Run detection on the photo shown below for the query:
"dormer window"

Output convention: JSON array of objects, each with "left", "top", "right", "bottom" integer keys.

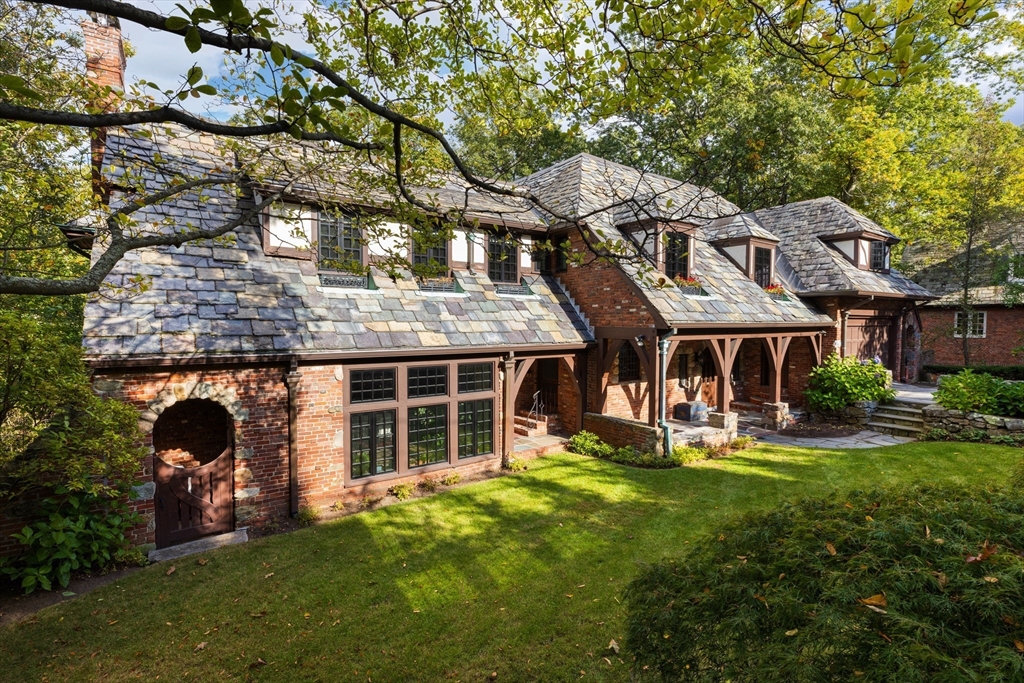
[
  {"left": 665, "top": 233, "right": 689, "bottom": 280},
  {"left": 487, "top": 234, "right": 519, "bottom": 283},
  {"left": 753, "top": 246, "right": 772, "bottom": 288},
  {"left": 870, "top": 241, "right": 887, "bottom": 271},
  {"left": 412, "top": 240, "right": 449, "bottom": 273},
  {"left": 320, "top": 212, "right": 363, "bottom": 270}
]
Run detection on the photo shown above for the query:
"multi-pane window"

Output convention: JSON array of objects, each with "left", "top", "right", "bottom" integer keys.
[
  {"left": 954, "top": 311, "right": 986, "bottom": 338},
  {"left": 488, "top": 235, "right": 519, "bottom": 283},
  {"left": 458, "top": 363, "right": 493, "bottom": 393},
  {"left": 458, "top": 399, "right": 493, "bottom": 458},
  {"left": 319, "top": 212, "right": 362, "bottom": 269},
  {"left": 754, "top": 247, "right": 772, "bottom": 288},
  {"left": 408, "top": 405, "right": 448, "bottom": 467},
  {"left": 555, "top": 246, "right": 568, "bottom": 272},
  {"left": 408, "top": 366, "right": 447, "bottom": 398},
  {"left": 350, "top": 410, "right": 396, "bottom": 478},
  {"left": 349, "top": 369, "right": 396, "bottom": 403},
  {"left": 665, "top": 233, "right": 689, "bottom": 280},
  {"left": 618, "top": 344, "right": 641, "bottom": 382},
  {"left": 870, "top": 241, "right": 887, "bottom": 271},
  {"left": 678, "top": 353, "right": 689, "bottom": 387},
  {"left": 413, "top": 240, "right": 448, "bottom": 270}
]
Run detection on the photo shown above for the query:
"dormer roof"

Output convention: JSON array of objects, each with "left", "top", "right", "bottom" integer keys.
[{"left": 703, "top": 213, "right": 779, "bottom": 243}]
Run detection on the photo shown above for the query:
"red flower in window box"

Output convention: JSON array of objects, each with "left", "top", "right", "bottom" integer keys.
[
  {"left": 673, "top": 275, "right": 703, "bottom": 289},
  {"left": 764, "top": 283, "right": 786, "bottom": 296}
]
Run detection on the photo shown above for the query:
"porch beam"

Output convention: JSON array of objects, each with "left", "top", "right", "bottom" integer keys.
[
  {"left": 807, "top": 333, "right": 824, "bottom": 366},
  {"left": 670, "top": 329, "right": 825, "bottom": 342},
  {"left": 598, "top": 338, "right": 625, "bottom": 413},
  {"left": 761, "top": 335, "right": 792, "bottom": 404}
]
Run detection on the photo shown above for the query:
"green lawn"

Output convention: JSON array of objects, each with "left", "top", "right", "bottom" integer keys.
[{"left": 2, "top": 442, "right": 1019, "bottom": 682}]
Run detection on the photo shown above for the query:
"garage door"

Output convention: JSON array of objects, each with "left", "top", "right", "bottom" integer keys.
[{"left": 847, "top": 316, "right": 895, "bottom": 368}]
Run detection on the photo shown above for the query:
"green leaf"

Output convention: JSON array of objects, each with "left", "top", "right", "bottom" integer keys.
[
  {"left": 186, "top": 66, "right": 203, "bottom": 86},
  {"left": 165, "top": 16, "right": 190, "bottom": 31},
  {"left": 185, "top": 26, "right": 202, "bottom": 54},
  {"left": 270, "top": 43, "right": 285, "bottom": 67},
  {"left": 210, "top": 0, "right": 233, "bottom": 17},
  {"left": 194, "top": 84, "right": 217, "bottom": 96}
]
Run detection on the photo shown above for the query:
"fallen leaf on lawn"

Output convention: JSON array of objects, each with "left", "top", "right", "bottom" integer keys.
[
  {"left": 934, "top": 538, "right": 945, "bottom": 544},
  {"left": 865, "top": 515, "right": 874, "bottom": 522},
  {"left": 934, "top": 572, "right": 948, "bottom": 590},
  {"left": 165, "top": 566, "right": 176, "bottom": 576},
  {"left": 197, "top": 558, "right": 208, "bottom": 566},
  {"left": 194, "top": 642, "right": 206, "bottom": 652},
  {"left": 785, "top": 629, "right": 798, "bottom": 636},
  {"left": 608, "top": 639, "right": 620, "bottom": 654},
  {"left": 878, "top": 631, "right": 892, "bottom": 643},
  {"left": 1003, "top": 615, "right": 1018, "bottom": 626},
  {"left": 603, "top": 657, "right": 612, "bottom": 666},
  {"left": 566, "top": 594, "right": 573, "bottom": 598},
  {"left": 858, "top": 594, "right": 887, "bottom": 608},
  {"left": 264, "top": 572, "right": 274, "bottom": 579},
  {"left": 107, "top": 620, "right": 117, "bottom": 625},
  {"left": 490, "top": 672, "right": 497, "bottom": 679},
  {"left": 718, "top": 534, "right": 725, "bottom": 541},
  {"left": 925, "top": 525, "right": 931, "bottom": 539},
  {"left": 864, "top": 605, "right": 887, "bottom": 614},
  {"left": 251, "top": 658, "right": 267, "bottom": 668},
  {"left": 1014, "top": 641, "right": 1024, "bottom": 653},
  {"left": 826, "top": 543, "right": 836, "bottom": 556},
  {"left": 967, "top": 541, "right": 999, "bottom": 564},
  {"left": 984, "top": 576, "right": 999, "bottom": 583},
  {"left": 844, "top": 502, "right": 853, "bottom": 509}
]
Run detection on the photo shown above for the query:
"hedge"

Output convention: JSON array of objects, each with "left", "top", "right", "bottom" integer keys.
[{"left": 923, "top": 364, "right": 1024, "bottom": 381}]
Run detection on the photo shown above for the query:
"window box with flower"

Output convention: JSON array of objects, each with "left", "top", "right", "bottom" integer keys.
[
  {"left": 764, "top": 283, "right": 789, "bottom": 301},
  {"left": 674, "top": 275, "right": 707, "bottom": 297}
]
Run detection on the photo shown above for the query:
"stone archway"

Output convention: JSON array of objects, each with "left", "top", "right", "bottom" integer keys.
[{"left": 137, "top": 381, "right": 249, "bottom": 436}]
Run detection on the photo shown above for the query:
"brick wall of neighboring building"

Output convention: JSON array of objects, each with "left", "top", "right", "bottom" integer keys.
[{"left": 920, "top": 306, "right": 1024, "bottom": 367}]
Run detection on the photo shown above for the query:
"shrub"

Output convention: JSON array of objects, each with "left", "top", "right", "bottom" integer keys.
[
  {"left": 730, "top": 436, "right": 757, "bottom": 450},
  {"left": 804, "top": 352, "right": 895, "bottom": 413},
  {"left": 388, "top": 483, "right": 415, "bottom": 501},
  {"left": 358, "top": 495, "right": 382, "bottom": 510},
  {"left": 440, "top": 471, "right": 461, "bottom": 487},
  {"left": 1, "top": 490, "right": 138, "bottom": 592},
  {"left": 1011, "top": 459, "right": 1024, "bottom": 491},
  {"left": 671, "top": 445, "right": 708, "bottom": 465},
  {"left": 935, "top": 370, "right": 1024, "bottom": 418},
  {"left": 923, "top": 364, "right": 1024, "bottom": 381},
  {"left": 923, "top": 427, "right": 950, "bottom": 441},
  {"left": 417, "top": 477, "right": 438, "bottom": 492},
  {"left": 566, "top": 431, "right": 613, "bottom": 457},
  {"left": 603, "top": 446, "right": 679, "bottom": 469},
  {"left": 992, "top": 434, "right": 1024, "bottom": 448},
  {"left": 625, "top": 485, "right": 1024, "bottom": 682},
  {"left": 296, "top": 505, "right": 320, "bottom": 527},
  {"left": 504, "top": 458, "right": 528, "bottom": 472}
]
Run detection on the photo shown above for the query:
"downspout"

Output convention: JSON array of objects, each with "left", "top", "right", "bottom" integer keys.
[
  {"left": 285, "top": 359, "right": 302, "bottom": 517},
  {"left": 657, "top": 328, "right": 677, "bottom": 457}
]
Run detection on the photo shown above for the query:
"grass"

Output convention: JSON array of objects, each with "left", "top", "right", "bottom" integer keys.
[{"left": 2, "top": 441, "right": 1020, "bottom": 682}]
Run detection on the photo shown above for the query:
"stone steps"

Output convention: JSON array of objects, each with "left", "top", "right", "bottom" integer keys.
[
  {"left": 867, "top": 403, "right": 925, "bottom": 438},
  {"left": 514, "top": 412, "right": 560, "bottom": 437}
]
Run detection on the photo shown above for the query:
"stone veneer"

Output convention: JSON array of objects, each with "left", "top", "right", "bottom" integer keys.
[{"left": 921, "top": 404, "right": 1024, "bottom": 436}]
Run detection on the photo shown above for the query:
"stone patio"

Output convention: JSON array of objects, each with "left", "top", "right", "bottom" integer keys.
[
  {"left": 513, "top": 433, "right": 568, "bottom": 455},
  {"left": 893, "top": 382, "right": 938, "bottom": 406}
]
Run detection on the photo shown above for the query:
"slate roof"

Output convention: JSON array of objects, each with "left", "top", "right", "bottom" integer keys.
[
  {"left": 929, "top": 286, "right": 1012, "bottom": 307},
  {"left": 703, "top": 214, "right": 779, "bottom": 243},
  {"left": 81, "top": 127, "right": 591, "bottom": 361},
  {"left": 754, "top": 198, "right": 933, "bottom": 299},
  {"left": 520, "top": 155, "right": 834, "bottom": 327}
]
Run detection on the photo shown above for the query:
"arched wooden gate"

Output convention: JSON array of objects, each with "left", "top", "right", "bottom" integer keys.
[{"left": 154, "top": 446, "right": 234, "bottom": 548}]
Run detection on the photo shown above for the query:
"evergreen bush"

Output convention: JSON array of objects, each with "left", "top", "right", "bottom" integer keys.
[{"left": 625, "top": 486, "right": 1024, "bottom": 681}]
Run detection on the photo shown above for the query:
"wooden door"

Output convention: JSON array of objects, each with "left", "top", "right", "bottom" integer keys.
[
  {"left": 847, "top": 315, "right": 894, "bottom": 368},
  {"left": 154, "top": 446, "right": 233, "bottom": 548}
]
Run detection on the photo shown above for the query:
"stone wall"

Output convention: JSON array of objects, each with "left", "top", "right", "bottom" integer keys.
[
  {"left": 921, "top": 404, "right": 1024, "bottom": 436},
  {"left": 582, "top": 412, "right": 665, "bottom": 455},
  {"left": 812, "top": 400, "right": 878, "bottom": 426}
]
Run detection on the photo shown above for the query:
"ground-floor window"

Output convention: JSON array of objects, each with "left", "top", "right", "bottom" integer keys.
[
  {"left": 350, "top": 410, "right": 396, "bottom": 478},
  {"left": 408, "top": 404, "right": 448, "bottom": 467},
  {"left": 458, "top": 399, "right": 493, "bottom": 458}
]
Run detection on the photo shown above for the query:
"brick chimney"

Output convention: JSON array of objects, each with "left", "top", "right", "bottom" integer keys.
[{"left": 81, "top": 12, "right": 125, "bottom": 201}]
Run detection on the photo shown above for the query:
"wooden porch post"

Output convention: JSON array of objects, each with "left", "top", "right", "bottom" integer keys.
[
  {"left": 761, "top": 336, "right": 793, "bottom": 404},
  {"left": 502, "top": 356, "right": 516, "bottom": 466},
  {"left": 706, "top": 337, "right": 741, "bottom": 413}
]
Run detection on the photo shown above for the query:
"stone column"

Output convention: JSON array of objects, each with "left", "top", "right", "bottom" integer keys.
[{"left": 761, "top": 401, "right": 791, "bottom": 430}]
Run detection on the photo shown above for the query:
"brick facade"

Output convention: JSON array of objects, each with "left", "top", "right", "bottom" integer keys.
[
  {"left": 582, "top": 412, "right": 663, "bottom": 454},
  {"left": 557, "top": 231, "right": 656, "bottom": 328},
  {"left": 919, "top": 306, "right": 1024, "bottom": 367}
]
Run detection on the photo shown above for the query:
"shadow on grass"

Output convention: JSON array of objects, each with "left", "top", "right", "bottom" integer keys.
[{"left": 0, "top": 444, "right": 1019, "bottom": 682}]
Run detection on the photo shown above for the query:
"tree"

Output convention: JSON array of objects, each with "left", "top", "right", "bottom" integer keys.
[{"left": 0, "top": 0, "right": 1008, "bottom": 296}]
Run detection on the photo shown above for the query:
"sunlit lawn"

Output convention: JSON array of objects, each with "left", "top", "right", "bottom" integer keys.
[{"left": 1, "top": 441, "right": 1019, "bottom": 682}]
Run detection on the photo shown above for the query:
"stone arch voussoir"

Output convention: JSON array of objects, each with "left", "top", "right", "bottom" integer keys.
[{"left": 137, "top": 381, "right": 249, "bottom": 435}]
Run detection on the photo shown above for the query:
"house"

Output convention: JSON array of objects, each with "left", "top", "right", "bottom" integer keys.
[
  {"left": 53, "top": 16, "right": 934, "bottom": 554},
  {"left": 906, "top": 223, "right": 1023, "bottom": 368}
]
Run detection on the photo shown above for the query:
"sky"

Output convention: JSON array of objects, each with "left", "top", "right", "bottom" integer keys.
[{"left": 106, "top": 3, "right": 1023, "bottom": 126}]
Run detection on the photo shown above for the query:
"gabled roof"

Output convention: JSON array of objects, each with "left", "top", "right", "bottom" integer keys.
[
  {"left": 754, "top": 197, "right": 933, "bottom": 299},
  {"left": 81, "top": 127, "right": 591, "bottom": 361},
  {"left": 929, "top": 286, "right": 1013, "bottom": 307},
  {"left": 521, "top": 155, "right": 834, "bottom": 327}
]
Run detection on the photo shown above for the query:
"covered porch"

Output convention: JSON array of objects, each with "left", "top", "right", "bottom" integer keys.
[
  {"left": 594, "top": 326, "right": 830, "bottom": 433},
  {"left": 500, "top": 350, "right": 587, "bottom": 459}
]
